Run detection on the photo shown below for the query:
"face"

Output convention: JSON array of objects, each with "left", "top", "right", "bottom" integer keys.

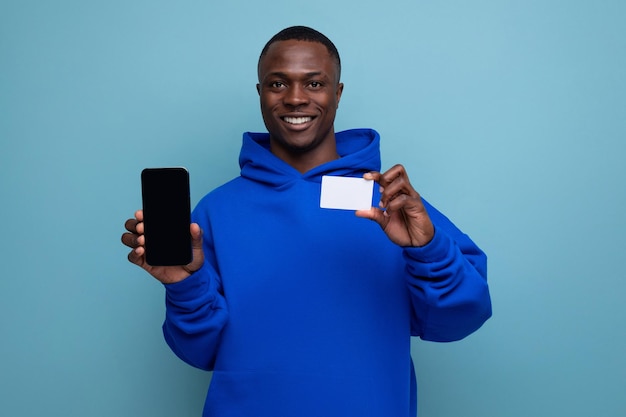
[{"left": 257, "top": 40, "right": 344, "bottom": 166}]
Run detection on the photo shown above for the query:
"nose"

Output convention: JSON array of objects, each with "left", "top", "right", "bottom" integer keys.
[{"left": 284, "top": 85, "right": 309, "bottom": 108}]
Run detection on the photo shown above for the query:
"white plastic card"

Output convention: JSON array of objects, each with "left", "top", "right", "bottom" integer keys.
[{"left": 320, "top": 175, "right": 374, "bottom": 211}]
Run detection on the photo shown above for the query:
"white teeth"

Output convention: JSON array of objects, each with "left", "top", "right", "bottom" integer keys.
[{"left": 283, "top": 116, "right": 312, "bottom": 125}]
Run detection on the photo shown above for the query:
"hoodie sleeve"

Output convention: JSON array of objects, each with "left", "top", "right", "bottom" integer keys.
[
  {"left": 161, "top": 206, "right": 229, "bottom": 371},
  {"left": 405, "top": 199, "right": 492, "bottom": 342},
  {"left": 162, "top": 264, "right": 228, "bottom": 370}
]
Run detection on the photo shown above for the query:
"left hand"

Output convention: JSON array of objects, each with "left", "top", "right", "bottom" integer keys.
[{"left": 355, "top": 164, "right": 434, "bottom": 247}]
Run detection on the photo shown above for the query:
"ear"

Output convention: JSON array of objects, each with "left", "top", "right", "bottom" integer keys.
[
  {"left": 335, "top": 83, "right": 344, "bottom": 108},
  {"left": 256, "top": 83, "right": 261, "bottom": 96}
]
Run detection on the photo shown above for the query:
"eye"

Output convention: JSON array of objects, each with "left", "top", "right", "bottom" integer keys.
[
  {"left": 309, "top": 81, "right": 322, "bottom": 88},
  {"left": 270, "top": 81, "right": 285, "bottom": 88}
]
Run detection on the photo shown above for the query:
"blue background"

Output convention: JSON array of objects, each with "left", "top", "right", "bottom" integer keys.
[{"left": 1, "top": 1, "right": 625, "bottom": 416}]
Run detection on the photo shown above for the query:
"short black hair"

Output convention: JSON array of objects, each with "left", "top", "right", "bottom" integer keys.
[{"left": 258, "top": 26, "right": 341, "bottom": 81}]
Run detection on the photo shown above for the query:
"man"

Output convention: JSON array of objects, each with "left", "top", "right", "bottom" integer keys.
[{"left": 122, "top": 26, "right": 491, "bottom": 417}]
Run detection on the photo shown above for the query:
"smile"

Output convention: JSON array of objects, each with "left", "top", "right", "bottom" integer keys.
[{"left": 282, "top": 116, "right": 313, "bottom": 125}]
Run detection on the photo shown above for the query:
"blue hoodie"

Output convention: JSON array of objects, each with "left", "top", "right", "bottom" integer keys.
[{"left": 163, "top": 129, "right": 491, "bottom": 417}]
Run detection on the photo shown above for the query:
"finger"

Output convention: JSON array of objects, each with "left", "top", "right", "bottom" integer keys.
[
  {"left": 377, "top": 164, "right": 406, "bottom": 188},
  {"left": 364, "top": 171, "right": 401, "bottom": 208},
  {"left": 380, "top": 176, "right": 420, "bottom": 210},
  {"left": 127, "top": 246, "right": 145, "bottom": 266},
  {"left": 384, "top": 193, "right": 422, "bottom": 214},
  {"left": 378, "top": 166, "right": 421, "bottom": 209},
  {"left": 124, "top": 218, "right": 139, "bottom": 233},
  {"left": 135, "top": 220, "right": 144, "bottom": 235},
  {"left": 121, "top": 232, "right": 139, "bottom": 249},
  {"left": 121, "top": 230, "right": 145, "bottom": 249}
]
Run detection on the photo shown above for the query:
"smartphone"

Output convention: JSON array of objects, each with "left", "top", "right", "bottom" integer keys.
[{"left": 141, "top": 167, "right": 192, "bottom": 266}]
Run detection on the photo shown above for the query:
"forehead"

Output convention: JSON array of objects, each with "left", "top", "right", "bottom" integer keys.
[{"left": 258, "top": 40, "right": 338, "bottom": 80}]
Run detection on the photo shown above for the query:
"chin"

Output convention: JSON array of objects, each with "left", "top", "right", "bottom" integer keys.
[
  {"left": 274, "top": 132, "right": 318, "bottom": 151},
  {"left": 284, "top": 141, "right": 318, "bottom": 154}
]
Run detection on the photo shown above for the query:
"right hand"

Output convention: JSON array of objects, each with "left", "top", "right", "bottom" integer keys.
[{"left": 121, "top": 210, "right": 205, "bottom": 284}]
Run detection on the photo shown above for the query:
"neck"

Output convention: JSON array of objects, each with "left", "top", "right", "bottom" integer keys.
[
  {"left": 287, "top": 151, "right": 341, "bottom": 174},
  {"left": 270, "top": 133, "right": 340, "bottom": 174}
]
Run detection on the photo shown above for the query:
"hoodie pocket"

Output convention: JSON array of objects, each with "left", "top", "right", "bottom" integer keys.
[{"left": 203, "top": 370, "right": 374, "bottom": 417}]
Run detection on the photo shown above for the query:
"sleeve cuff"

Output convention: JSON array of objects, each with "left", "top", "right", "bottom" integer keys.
[
  {"left": 163, "top": 268, "right": 208, "bottom": 303},
  {"left": 403, "top": 227, "right": 452, "bottom": 263}
]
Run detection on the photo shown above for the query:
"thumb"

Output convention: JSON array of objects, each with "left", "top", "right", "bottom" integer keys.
[
  {"left": 185, "top": 223, "right": 205, "bottom": 273},
  {"left": 355, "top": 207, "right": 387, "bottom": 227},
  {"left": 190, "top": 223, "right": 203, "bottom": 246}
]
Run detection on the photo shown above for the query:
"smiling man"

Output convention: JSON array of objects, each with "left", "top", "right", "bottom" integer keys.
[
  {"left": 122, "top": 26, "right": 492, "bottom": 417},
  {"left": 256, "top": 34, "right": 343, "bottom": 173}
]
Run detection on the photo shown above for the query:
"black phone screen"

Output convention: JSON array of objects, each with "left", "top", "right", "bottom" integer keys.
[{"left": 141, "top": 167, "right": 192, "bottom": 266}]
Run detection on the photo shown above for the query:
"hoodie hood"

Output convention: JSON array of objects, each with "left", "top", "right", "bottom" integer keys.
[{"left": 239, "top": 128, "right": 381, "bottom": 188}]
